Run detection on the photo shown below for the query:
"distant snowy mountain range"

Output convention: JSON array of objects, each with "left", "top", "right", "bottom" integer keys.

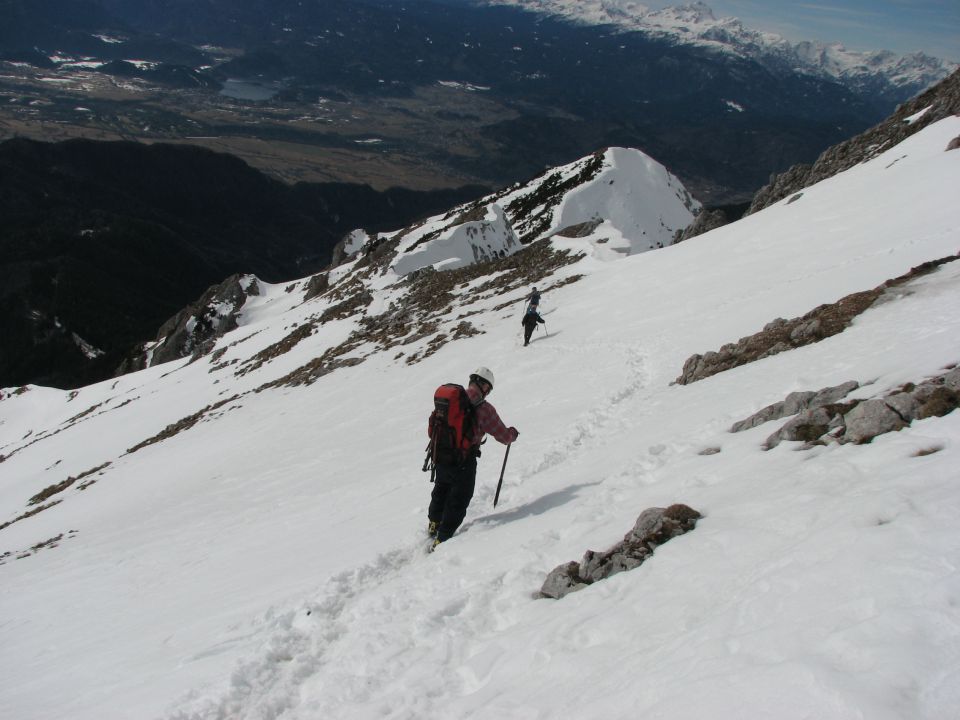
[
  {"left": 480, "top": 0, "right": 956, "bottom": 98},
  {"left": 2, "top": 0, "right": 951, "bottom": 210}
]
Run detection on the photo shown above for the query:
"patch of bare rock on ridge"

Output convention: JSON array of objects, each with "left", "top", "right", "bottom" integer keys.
[
  {"left": 728, "top": 366, "right": 960, "bottom": 449},
  {"left": 540, "top": 504, "right": 701, "bottom": 600},
  {"left": 248, "top": 237, "right": 584, "bottom": 387},
  {"left": 673, "top": 205, "right": 738, "bottom": 243},
  {"left": 58, "top": 231, "right": 586, "bottom": 474},
  {"left": 125, "top": 394, "right": 243, "bottom": 454},
  {"left": 118, "top": 274, "right": 261, "bottom": 374},
  {"left": 538, "top": 369, "right": 960, "bottom": 597},
  {"left": 676, "top": 254, "right": 960, "bottom": 385},
  {"left": 676, "top": 70, "right": 960, "bottom": 241}
]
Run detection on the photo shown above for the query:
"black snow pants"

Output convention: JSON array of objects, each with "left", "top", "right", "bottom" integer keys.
[
  {"left": 428, "top": 455, "right": 478, "bottom": 542},
  {"left": 522, "top": 319, "right": 537, "bottom": 345}
]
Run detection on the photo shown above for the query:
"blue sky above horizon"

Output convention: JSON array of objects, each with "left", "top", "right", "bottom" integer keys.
[{"left": 698, "top": 0, "right": 958, "bottom": 61}]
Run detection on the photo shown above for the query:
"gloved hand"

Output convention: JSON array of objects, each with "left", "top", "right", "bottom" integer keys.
[{"left": 509, "top": 427, "right": 519, "bottom": 442}]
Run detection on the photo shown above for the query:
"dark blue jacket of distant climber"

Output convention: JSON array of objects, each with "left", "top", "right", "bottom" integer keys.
[
  {"left": 524, "top": 288, "right": 541, "bottom": 313},
  {"left": 521, "top": 309, "right": 545, "bottom": 345}
]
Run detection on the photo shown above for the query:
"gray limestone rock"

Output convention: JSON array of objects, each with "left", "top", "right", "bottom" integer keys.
[
  {"left": 580, "top": 549, "right": 646, "bottom": 583},
  {"left": 303, "top": 272, "right": 330, "bottom": 302},
  {"left": 764, "top": 406, "right": 844, "bottom": 449},
  {"left": 730, "top": 400, "right": 791, "bottom": 433},
  {"left": 539, "top": 562, "right": 589, "bottom": 600},
  {"left": 539, "top": 504, "right": 701, "bottom": 599},
  {"left": 911, "top": 383, "right": 960, "bottom": 420},
  {"left": 731, "top": 381, "right": 858, "bottom": 433},
  {"left": 843, "top": 399, "right": 907, "bottom": 444},
  {"left": 674, "top": 208, "right": 731, "bottom": 243},
  {"left": 117, "top": 274, "right": 260, "bottom": 373},
  {"left": 748, "top": 369, "right": 957, "bottom": 449},
  {"left": 811, "top": 381, "right": 860, "bottom": 406},
  {"left": 943, "top": 367, "right": 960, "bottom": 392},
  {"left": 884, "top": 392, "right": 920, "bottom": 422}
]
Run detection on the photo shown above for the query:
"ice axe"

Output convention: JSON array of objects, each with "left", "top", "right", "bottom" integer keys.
[{"left": 493, "top": 443, "right": 511, "bottom": 507}]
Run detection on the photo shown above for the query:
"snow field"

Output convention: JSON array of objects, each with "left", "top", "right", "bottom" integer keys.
[{"left": 0, "top": 118, "right": 958, "bottom": 719}]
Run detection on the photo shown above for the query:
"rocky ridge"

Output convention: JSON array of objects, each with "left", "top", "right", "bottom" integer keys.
[
  {"left": 748, "top": 69, "right": 960, "bottom": 215},
  {"left": 676, "top": 254, "right": 960, "bottom": 386},
  {"left": 119, "top": 274, "right": 261, "bottom": 374},
  {"left": 729, "top": 367, "right": 960, "bottom": 450},
  {"left": 539, "top": 504, "right": 702, "bottom": 600},
  {"left": 126, "top": 147, "right": 697, "bottom": 372}
]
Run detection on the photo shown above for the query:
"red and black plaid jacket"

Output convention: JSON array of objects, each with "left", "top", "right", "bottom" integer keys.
[{"left": 465, "top": 384, "right": 517, "bottom": 445}]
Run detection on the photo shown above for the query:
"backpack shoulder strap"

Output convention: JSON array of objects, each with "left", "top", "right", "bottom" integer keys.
[{"left": 461, "top": 386, "right": 484, "bottom": 443}]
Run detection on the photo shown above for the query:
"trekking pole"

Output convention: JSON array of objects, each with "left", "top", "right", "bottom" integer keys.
[
  {"left": 423, "top": 423, "right": 438, "bottom": 482},
  {"left": 493, "top": 443, "right": 511, "bottom": 508}
]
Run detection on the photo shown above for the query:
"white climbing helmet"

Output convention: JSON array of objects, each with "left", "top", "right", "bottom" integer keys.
[{"left": 470, "top": 366, "right": 495, "bottom": 390}]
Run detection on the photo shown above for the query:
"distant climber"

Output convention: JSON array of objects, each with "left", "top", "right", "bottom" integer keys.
[
  {"left": 521, "top": 308, "right": 546, "bottom": 346},
  {"left": 523, "top": 286, "right": 541, "bottom": 314},
  {"left": 424, "top": 367, "right": 518, "bottom": 550}
]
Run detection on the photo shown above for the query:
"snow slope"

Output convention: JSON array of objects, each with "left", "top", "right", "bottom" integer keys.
[{"left": 1, "top": 118, "right": 959, "bottom": 719}]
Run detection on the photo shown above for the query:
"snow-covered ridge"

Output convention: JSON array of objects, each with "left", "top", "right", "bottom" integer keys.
[
  {"left": 494, "top": 146, "right": 699, "bottom": 254},
  {"left": 98, "top": 145, "right": 697, "bottom": 375},
  {"left": 391, "top": 203, "right": 520, "bottom": 276},
  {"left": 360, "top": 146, "right": 699, "bottom": 276},
  {"left": 480, "top": 0, "right": 956, "bottom": 93}
]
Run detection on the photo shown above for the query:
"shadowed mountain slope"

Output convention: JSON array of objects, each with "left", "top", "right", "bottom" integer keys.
[{"left": 0, "top": 137, "right": 485, "bottom": 388}]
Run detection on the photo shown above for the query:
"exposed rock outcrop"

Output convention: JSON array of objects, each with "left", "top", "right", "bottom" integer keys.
[
  {"left": 117, "top": 274, "right": 260, "bottom": 374},
  {"left": 676, "top": 254, "right": 959, "bottom": 385},
  {"left": 731, "top": 367, "right": 960, "bottom": 449},
  {"left": 539, "top": 504, "right": 701, "bottom": 599},
  {"left": 329, "top": 229, "right": 370, "bottom": 269},
  {"left": 747, "top": 69, "right": 960, "bottom": 215},
  {"left": 763, "top": 402, "right": 856, "bottom": 448},
  {"left": 674, "top": 208, "right": 731, "bottom": 242},
  {"left": 303, "top": 272, "right": 330, "bottom": 302},
  {"left": 505, "top": 152, "right": 606, "bottom": 243},
  {"left": 731, "top": 381, "right": 859, "bottom": 432},
  {"left": 555, "top": 219, "right": 604, "bottom": 238}
]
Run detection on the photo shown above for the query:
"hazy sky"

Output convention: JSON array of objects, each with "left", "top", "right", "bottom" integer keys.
[{"left": 698, "top": 0, "right": 959, "bottom": 61}]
